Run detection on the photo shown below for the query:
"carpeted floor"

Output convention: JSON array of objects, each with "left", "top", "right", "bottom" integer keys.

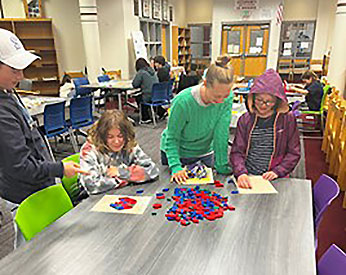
[{"left": 303, "top": 138, "right": 346, "bottom": 260}]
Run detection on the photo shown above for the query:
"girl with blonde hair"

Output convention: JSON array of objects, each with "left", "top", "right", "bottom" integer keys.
[
  {"left": 80, "top": 110, "right": 159, "bottom": 194},
  {"left": 160, "top": 55, "right": 234, "bottom": 184}
]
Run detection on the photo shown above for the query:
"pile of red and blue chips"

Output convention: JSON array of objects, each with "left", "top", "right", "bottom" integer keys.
[
  {"left": 165, "top": 186, "right": 235, "bottom": 226},
  {"left": 110, "top": 197, "right": 137, "bottom": 210}
]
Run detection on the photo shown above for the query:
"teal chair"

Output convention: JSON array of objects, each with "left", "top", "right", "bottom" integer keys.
[
  {"left": 15, "top": 185, "right": 73, "bottom": 241},
  {"left": 61, "top": 153, "right": 88, "bottom": 205},
  {"left": 299, "top": 84, "right": 330, "bottom": 132}
]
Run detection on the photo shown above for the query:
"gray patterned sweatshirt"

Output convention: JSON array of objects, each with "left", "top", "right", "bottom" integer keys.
[{"left": 79, "top": 141, "right": 159, "bottom": 194}]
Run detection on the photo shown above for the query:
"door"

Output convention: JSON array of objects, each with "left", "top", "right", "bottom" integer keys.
[{"left": 221, "top": 23, "right": 269, "bottom": 78}]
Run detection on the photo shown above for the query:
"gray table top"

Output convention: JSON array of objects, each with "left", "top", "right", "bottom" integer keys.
[{"left": 0, "top": 174, "right": 316, "bottom": 275}]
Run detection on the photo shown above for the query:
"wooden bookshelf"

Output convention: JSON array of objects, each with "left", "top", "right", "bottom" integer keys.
[
  {"left": 0, "top": 19, "right": 59, "bottom": 96},
  {"left": 172, "top": 26, "right": 192, "bottom": 72}
]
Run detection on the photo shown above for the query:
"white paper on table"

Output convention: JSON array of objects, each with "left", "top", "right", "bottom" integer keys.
[
  {"left": 300, "top": 42, "right": 309, "bottom": 49},
  {"left": 256, "top": 37, "right": 263, "bottom": 46},
  {"left": 284, "top": 42, "right": 292, "bottom": 49},
  {"left": 90, "top": 195, "right": 152, "bottom": 214},
  {"left": 234, "top": 175, "right": 278, "bottom": 194}
]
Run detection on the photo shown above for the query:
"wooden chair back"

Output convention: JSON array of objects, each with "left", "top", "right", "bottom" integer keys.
[
  {"left": 336, "top": 104, "right": 346, "bottom": 191},
  {"left": 105, "top": 70, "right": 122, "bottom": 80},
  {"left": 64, "top": 71, "right": 85, "bottom": 79},
  {"left": 322, "top": 89, "right": 339, "bottom": 153},
  {"left": 328, "top": 103, "right": 345, "bottom": 175}
]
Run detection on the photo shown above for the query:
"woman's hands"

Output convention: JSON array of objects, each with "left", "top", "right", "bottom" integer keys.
[{"left": 170, "top": 169, "right": 189, "bottom": 184}]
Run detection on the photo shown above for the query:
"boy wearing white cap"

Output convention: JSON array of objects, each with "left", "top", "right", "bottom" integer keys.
[{"left": 0, "top": 28, "right": 87, "bottom": 248}]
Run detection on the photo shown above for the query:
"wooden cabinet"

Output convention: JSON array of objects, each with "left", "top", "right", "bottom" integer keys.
[
  {"left": 0, "top": 19, "right": 59, "bottom": 96},
  {"left": 172, "top": 26, "right": 191, "bottom": 73}
]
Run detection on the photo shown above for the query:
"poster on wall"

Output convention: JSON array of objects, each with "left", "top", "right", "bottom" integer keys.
[
  {"left": 142, "top": 0, "right": 150, "bottom": 18},
  {"left": 131, "top": 31, "right": 148, "bottom": 60},
  {"left": 152, "top": 0, "right": 161, "bottom": 20},
  {"left": 162, "top": 0, "right": 168, "bottom": 21},
  {"left": 235, "top": 0, "right": 259, "bottom": 10},
  {"left": 23, "top": 0, "right": 42, "bottom": 18}
]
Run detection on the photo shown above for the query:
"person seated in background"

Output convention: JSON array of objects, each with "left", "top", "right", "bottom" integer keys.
[
  {"left": 79, "top": 110, "right": 159, "bottom": 195},
  {"left": 160, "top": 56, "right": 234, "bottom": 184},
  {"left": 59, "top": 74, "right": 75, "bottom": 98},
  {"left": 177, "top": 63, "right": 201, "bottom": 93},
  {"left": 154, "top": 55, "right": 171, "bottom": 82},
  {"left": 230, "top": 69, "right": 301, "bottom": 189},
  {"left": 289, "top": 70, "right": 324, "bottom": 111},
  {"left": 132, "top": 58, "right": 159, "bottom": 124},
  {"left": 149, "top": 57, "right": 155, "bottom": 70}
]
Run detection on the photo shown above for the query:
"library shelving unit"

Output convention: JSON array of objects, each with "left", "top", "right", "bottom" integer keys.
[
  {"left": 172, "top": 26, "right": 191, "bottom": 73},
  {"left": 140, "top": 19, "right": 163, "bottom": 58},
  {"left": 0, "top": 18, "right": 59, "bottom": 96}
]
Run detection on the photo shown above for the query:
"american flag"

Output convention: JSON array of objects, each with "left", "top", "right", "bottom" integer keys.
[{"left": 276, "top": 3, "right": 284, "bottom": 25}]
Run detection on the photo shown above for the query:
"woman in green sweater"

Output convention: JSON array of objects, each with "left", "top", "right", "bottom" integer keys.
[{"left": 160, "top": 57, "right": 234, "bottom": 183}]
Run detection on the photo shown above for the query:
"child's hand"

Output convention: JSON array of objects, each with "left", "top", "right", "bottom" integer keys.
[
  {"left": 262, "top": 171, "right": 278, "bottom": 181},
  {"left": 128, "top": 165, "right": 145, "bottom": 182},
  {"left": 170, "top": 169, "right": 189, "bottom": 185},
  {"left": 237, "top": 174, "right": 252, "bottom": 189},
  {"left": 107, "top": 166, "right": 119, "bottom": 178}
]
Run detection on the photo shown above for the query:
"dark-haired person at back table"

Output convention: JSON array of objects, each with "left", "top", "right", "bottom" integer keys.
[
  {"left": 132, "top": 58, "right": 167, "bottom": 123},
  {"left": 289, "top": 70, "right": 324, "bottom": 111},
  {"left": 0, "top": 28, "right": 88, "bottom": 249},
  {"left": 154, "top": 55, "right": 171, "bottom": 82}
]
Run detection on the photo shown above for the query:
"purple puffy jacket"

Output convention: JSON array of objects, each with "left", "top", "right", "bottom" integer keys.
[{"left": 230, "top": 69, "right": 301, "bottom": 178}]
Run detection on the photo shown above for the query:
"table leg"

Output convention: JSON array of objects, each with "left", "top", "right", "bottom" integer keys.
[{"left": 118, "top": 93, "right": 122, "bottom": 111}]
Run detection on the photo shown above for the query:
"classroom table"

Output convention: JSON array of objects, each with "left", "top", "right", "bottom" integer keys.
[
  {"left": 0, "top": 175, "right": 316, "bottom": 275},
  {"left": 21, "top": 95, "right": 67, "bottom": 117},
  {"left": 82, "top": 80, "right": 140, "bottom": 111}
]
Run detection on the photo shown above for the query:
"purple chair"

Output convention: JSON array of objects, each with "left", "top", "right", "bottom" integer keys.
[
  {"left": 318, "top": 244, "right": 346, "bottom": 275},
  {"left": 313, "top": 174, "right": 340, "bottom": 230},
  {"left": 291, "top": 100, "right": 302, "bottom": 117}
]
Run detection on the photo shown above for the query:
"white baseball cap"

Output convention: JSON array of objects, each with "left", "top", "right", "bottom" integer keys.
[{"left": 0, "top": 28, "right": 40, "bottom": 70}]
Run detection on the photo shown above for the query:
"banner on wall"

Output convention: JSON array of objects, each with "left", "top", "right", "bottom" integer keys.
[
  {"left": 235, "top": 0, "right": 259, "bottom": 10},
  {"left": 131, "top": 31, "right": 148, "bottom": 60}
]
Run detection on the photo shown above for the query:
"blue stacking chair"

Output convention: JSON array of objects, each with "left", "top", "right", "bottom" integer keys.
[
  {"left": 69, "top": 96, "right": 94, "bottom": 141},
  {"left": 43, "top": 101, "right": 79, "bottom": 153},
  {"left": 141, "top": 82, "right": 170, "bottom": 127},
  {"left": 96, "top": 75, "right": 112, "bottom": 110},
  {"left": 73, "top": 77, "right": 92, "bottom": 97},
  {"left": 167, "top": 80, "right": 174, "bottom": 100},
  {"left": 44, "top": 101, "right": 68, "bottom": 138},
  {"left": 97, "top": 74, "right": 111, "bottom": 83}
]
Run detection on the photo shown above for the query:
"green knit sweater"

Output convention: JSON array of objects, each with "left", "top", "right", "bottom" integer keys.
[{"left": 160, "top": 86, "right": 233, "bottom": 174}]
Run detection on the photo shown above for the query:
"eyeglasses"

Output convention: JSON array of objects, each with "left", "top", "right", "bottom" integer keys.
[{"left": 255, "top": 98, "right": 275, "bottom": 106}]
